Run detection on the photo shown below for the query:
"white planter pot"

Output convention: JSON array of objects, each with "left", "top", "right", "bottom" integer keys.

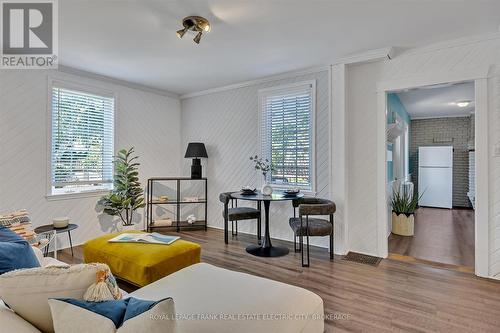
[
  {"left": 391, "top": 212, "right": 414, "bottom": 236},
  {"left": 120, "top": 224, "right": 137, "bottom": 232}
]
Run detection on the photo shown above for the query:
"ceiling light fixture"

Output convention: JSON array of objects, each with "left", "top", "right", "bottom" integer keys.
[
  {"left": 456, "top": 100, "right": 471, "bottom": 108},
  {"left": 176, "top": 16, "right": 210, "bottom": 44}
]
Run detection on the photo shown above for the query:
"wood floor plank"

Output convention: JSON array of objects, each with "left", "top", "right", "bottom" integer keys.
[
  {"left": 58, "top": 228, "right": 500, "bottom": 332},
  {"left": 389, "top": 207, "right": 475, "bottom": 267}
]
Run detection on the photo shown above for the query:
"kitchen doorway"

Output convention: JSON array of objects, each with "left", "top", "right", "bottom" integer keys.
[
  {"left": 386, "top": 82, "right": 475, "bottom": 270},
  {"left": 376, "top": 68, "right": 490, "bottom": 277}
]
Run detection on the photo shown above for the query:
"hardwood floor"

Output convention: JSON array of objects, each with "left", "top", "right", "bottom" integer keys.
[
  {"left": 59, "top": 227, "right": 500, "bottom": 332},
  {"left": 389, "top": 207, "right": 475, "bottom": 267}
]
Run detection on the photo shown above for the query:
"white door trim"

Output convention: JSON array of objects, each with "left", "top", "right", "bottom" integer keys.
[{"left": 376, "top": 66, "right": 491, "bottom": 278}]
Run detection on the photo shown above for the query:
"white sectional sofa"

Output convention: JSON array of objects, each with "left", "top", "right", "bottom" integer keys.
[
  {"left": 131, "top": 263, "right": 324, "bottom": 333},
  {"left": 0, "top": 252, "right": 324, "bottom": 333}
]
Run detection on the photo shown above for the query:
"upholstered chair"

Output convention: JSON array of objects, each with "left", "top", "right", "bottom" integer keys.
[
  {"left": 219, "top": 192, "right": 261, "bottom": 245},
  {"left": 289, "top": 197, "right": 335, "bottom": 267}
]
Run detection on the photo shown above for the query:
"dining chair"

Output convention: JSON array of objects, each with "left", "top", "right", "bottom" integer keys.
[
  {"left": 289, "top": 197, "right": 335, "bottom": 267},
  {"left": 219, "top": 192, "right": 261, "bottom": 245}
]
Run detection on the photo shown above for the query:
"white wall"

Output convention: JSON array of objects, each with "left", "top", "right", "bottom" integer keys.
[
  {"left": 344, "top": 36, "right": 500, "bottom": 277},
  {"left": 0, "top": 69, "right": 181, "bottom": 250},
  {"left": 181, "top": 70, "right": 332, "bottom": 248}
]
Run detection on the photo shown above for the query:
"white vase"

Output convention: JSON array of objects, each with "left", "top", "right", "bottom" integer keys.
[{"left": 261, "top": 183, "right": 273, "bottom": 196}]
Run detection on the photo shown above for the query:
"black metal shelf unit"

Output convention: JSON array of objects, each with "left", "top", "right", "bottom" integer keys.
[{"left": 146, "top": 177, "right": 207, "bottom": 232}]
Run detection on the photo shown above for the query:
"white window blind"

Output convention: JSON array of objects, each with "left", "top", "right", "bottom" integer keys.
[
  {"left": 50, "top": 86, "right": 114, "bottom": 195},
  {"left": 260, "top": 82, "right": 314, "bottom": 190}
]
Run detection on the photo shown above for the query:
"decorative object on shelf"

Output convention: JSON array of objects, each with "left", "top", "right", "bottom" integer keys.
[
  {"left": 186, "top": 215, "right": 197, "bottom": 225},
  {"left": 185, "top": 142, "right": 208, "bottom": 179},
  {"left": 98, "top": 147, "right": 145, "bottom": 227},
  {"left": 52, "top": 217, "right": 69, "bottom": 229},
  {"left": 157, "top": 195, "right": 169, "bottom": 202},
  {"left": 154, "top": 218, "right": 173, "bottom": 227},
  {"left": 146, "top": 177, "right": 207, "bottom": 232},
  {"left": 176, "top": 16, "right": 211, "bottom": 44},
  {"left": 250, "top": 155, "right": 275, "bottom": 196},
  {"left": 391, "top": 185, "right": 422, "bottom": 236}
]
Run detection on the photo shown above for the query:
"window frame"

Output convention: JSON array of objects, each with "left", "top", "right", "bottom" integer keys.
[
  {"left": 258, "top": 80, "right": 316, "bottom": 194},
  {"left": 46, "top": 77, "right": 117, "bottom": 200}
]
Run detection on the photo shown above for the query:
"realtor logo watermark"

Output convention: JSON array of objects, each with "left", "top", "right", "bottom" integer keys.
[{"left": 1, "top": 0, "right": 58, "bottom": 68}]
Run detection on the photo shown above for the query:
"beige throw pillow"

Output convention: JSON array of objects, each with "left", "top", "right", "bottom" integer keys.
[{"left": 0, "top": 264, "right": 108, "bottom": 332}]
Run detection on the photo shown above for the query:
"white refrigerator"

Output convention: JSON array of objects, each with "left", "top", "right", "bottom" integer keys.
[{"left": 418, "top": 146, "right": 453, "bottom": 209}]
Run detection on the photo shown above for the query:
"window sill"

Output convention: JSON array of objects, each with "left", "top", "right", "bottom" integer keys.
[{"left": 46, "top": 190, "right": 110, "bottom": 201}]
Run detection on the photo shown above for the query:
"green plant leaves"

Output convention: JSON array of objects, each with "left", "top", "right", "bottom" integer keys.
[
  {"left": 98, "top": 147, "right": 145, "bottom": 226},
  {"left": 391, "top": 185, "right": 423, "bottom": 215}
]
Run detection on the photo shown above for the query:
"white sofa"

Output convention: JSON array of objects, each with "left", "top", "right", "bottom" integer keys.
[{"left": 0, "top": 252, "right": 324, "bottom": 333}]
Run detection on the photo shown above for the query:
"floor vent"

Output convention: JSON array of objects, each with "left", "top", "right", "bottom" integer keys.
[{"left": 342, "top": 252, "right": 382, "bottom": 266}]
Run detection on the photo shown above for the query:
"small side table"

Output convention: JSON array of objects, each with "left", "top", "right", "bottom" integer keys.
[{"left": 34, "top": 224, "right": 78, "bottom": 257}]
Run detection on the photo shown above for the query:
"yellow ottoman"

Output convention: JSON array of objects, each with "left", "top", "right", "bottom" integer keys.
[{"left": 83, "top": 231, "right": 201, "bottom": 287}]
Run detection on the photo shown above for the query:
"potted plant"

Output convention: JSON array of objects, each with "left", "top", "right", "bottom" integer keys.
[
  {"left": 98, "top": 147, "right": 145, "bottom": 227},
  {"left": 391, "top": 186, "right": 421, "bottom": 236},
  {"left": 250, "top": 155, "right": 275, "bottom": 195}
]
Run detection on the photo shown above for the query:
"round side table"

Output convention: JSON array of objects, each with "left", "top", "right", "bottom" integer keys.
[{"left": 34, "top": 224, "right": 78, "bottom": 257}]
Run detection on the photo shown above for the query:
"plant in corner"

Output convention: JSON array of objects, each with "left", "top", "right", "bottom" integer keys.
[
  {"left": 99, "top": 147, "right": 145, "bottom": 226},
  {"left": 391, "top": 186, "right": 422, "bottom": 236}
]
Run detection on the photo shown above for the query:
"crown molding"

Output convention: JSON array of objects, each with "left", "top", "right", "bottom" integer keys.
[
  {"left": 399, "top": 31, "right": 500, "bottom": 57},
  {"left": 180, "top": 65, "right": 329, "bottom": 99},
  {"left": 180, "top": 47, "right": 395, "bottom": 100},
  {"left": 57, "top": 65, "right": 180, "bottom": 99},
  {"left": 333, "top": 47, "right": 395, "bottom": 65}
]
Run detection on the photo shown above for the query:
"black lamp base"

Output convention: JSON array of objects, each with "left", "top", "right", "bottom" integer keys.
[{"left": 191, "top": 158, "right": 202, "bottom": 179}]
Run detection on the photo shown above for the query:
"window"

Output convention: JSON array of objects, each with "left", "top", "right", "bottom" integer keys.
[
  {"left": 259, "top": 81, "right": 315, "bottom": 191},
  {"left": 50, "top": 83, "right": 115, "bottom": 196}
]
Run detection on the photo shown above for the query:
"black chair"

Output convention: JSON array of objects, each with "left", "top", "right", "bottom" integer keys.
[
  {"left": 219, "top": 192, "right": 261, "bottom": 245},
  {"left": 289, "top": 197, "right": 336, "bottom": 267}
]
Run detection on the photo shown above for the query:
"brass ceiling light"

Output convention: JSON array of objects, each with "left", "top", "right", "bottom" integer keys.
[{"left": 176, "top": 16, "right": 210, "bottom": 44}]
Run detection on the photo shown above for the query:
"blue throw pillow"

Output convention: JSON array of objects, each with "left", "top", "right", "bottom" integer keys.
[
  {"left": 0, "top": 226, "right": 40, "bottom": 275},
  {"left": 49, "top": 297, "right": 177, "bottom": 332}
]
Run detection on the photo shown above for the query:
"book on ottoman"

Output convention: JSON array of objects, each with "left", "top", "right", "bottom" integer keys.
[{"left": 108, "top": 232, "right": 179, "bottom": 245}]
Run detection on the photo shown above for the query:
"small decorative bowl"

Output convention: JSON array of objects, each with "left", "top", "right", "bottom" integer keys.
[
  {"left": 53, "top": 217, "right": 69, "bottom": 229},
  {"left": 241, "top": 187, "right": 257, "bottom": 195},
  {"left": 283, "top": 189, "right": 300, "bottom": 196}
]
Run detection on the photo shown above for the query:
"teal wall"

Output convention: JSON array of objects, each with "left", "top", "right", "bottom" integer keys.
[
  {"left": 387, "top": 143, "right": 393, "bottom": 181},
  {"left": 387, "top": 93, "right": 410, "bottom": 182},
  {"left": 387, "top": 93, "right": 411, "bottom": 125}
]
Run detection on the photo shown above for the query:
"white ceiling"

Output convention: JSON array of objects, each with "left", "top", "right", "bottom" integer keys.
[
  {"left": 59, "top": 1, "right": 500, "bottom": 95},
  {"left": 396, "top": 82, "right": 475, "bottom": 119}
]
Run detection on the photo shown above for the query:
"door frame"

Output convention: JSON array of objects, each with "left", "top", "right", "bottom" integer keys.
[{"left": 376, "top": 66, "right": 491, "bottom": 277}]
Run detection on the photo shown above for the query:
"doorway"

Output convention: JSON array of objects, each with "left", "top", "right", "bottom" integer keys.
[
  {"left": 387, "top": 82, "right": 475, "bottom": 269},
  {"left": 376, "top": 68, "right": 490, "bottom": 277}
]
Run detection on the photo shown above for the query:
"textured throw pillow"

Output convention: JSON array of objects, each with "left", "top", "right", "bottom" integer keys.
[
  {"left": 0, "top": 226, "right": 40, "bottom": 275},
  {"left": 0, "top": 263, "right": 119, "bottom": 332},
  {"left": 49, "top": 297, "right": 177, "bottom": 333},
  {"left": 83, "top": 264, "right": 122, "bottom": 302}
]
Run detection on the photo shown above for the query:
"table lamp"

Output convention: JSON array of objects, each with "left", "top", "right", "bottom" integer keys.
[{"left": 184, "top": 142, "right": 208, "bottom": 179}]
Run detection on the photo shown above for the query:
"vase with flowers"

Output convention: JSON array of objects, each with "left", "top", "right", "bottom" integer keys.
[{"left": 250, "top": 155, "right": 275, "bottom": 195}]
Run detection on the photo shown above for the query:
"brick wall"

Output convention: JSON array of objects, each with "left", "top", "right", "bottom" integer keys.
[{"left": 410, "top": 116, "right": 474, "bottom": 208}]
